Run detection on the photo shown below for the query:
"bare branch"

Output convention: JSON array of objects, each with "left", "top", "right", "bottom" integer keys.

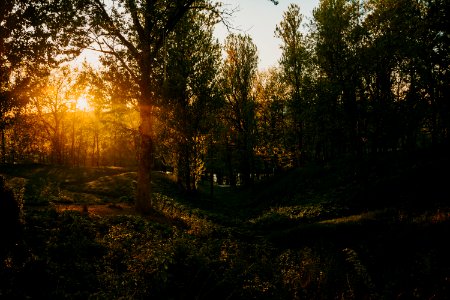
[
  {"left": 102, "top": 39, "right": 139, "bottom": 82},
  {"left": 91, "top": 0, "right": 140, "bottom": 61}
]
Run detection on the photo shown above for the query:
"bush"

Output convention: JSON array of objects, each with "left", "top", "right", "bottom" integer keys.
[{"left": 0, "top": 176, "right": 22, "bottom": 250}]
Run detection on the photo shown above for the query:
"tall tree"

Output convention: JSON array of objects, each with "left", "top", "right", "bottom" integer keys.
[
  {"left": 159, "top": 9, "right": 221, "bottom": 193},
  {"left": 254, "top": 68, "right": 291, "bottom": 172},
  {"left": 362, "top": 0, "right": 433, "bottom": 152},
  {"left": 0, "top": 0, "right": 88, "bottom": 162},
  {"left": 311, "top": 0, "right": 365, "bottom": 157},
  {"left": 275, "top": 3, "right": 312, "bottom": 165},
  {"left": 221, "top": 34, "right": 258, "bottom": 186},
  {"left": 29, "top": 66, "right": 82, "bottom": 164},
  {"left": 82, "top": 0, "right": 221, "bottom": 212},
  {"left": 424, "top": 0, "right": 450, "bottom": 146}
]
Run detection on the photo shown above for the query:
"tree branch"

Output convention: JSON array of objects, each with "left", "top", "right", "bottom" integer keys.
[
  {"left": 91, "top": 0, "right": 140, "bottom": 61},
  {"left": 101, "top": 39, "right": 139, "bottom": 83},
  {"left": 151, "top": 0, "right": 196, "bottom": 59},
  {"left": 126, "top": 0, "right": 145, "bottom": 42}
]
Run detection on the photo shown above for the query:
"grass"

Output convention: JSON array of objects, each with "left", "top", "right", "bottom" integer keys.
[
  {"left": 1, "top": 149, "right": 449, "bottom": 299},
  {"left": 0, "top": 164, "right": 136, "bottom": 205}
]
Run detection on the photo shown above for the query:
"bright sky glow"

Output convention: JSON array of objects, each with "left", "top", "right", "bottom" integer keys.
[
  {"left": 214, "top": 0, "right": 319, "bottom": 70},
  {"left": 76, "top": 96, "right": 92, "bottom": 111},
  {"left": 75, "top": 0, "right": 320, "bottom": 71}
]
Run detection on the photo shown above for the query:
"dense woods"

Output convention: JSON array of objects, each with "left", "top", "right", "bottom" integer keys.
[
  {"left": 1, "top": 0, "right": 449, "bottom": 299},
  {"left": 2, "top": 0, "right": 448, "bottom": 192}
]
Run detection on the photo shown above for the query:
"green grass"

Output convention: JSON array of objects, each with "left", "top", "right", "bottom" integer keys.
[
  {"left": 0, "top": 164, "right": 136, "bottom": 205},
  {"left": 1, "top": 149, "right": 449, "bottom": 299}
]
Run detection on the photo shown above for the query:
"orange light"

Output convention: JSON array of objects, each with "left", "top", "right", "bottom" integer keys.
[{"left": 76, "top": 96, "right": 92, "bottom": 111}]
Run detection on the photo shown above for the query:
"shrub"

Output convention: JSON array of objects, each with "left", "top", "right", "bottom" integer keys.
[{"left": 0, "top": 176, "right": 22, "bottom": 250}]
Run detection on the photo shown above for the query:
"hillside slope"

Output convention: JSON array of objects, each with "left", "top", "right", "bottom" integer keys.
[{"left": 1, "top": 149, "right": 449, "bottom": 299}]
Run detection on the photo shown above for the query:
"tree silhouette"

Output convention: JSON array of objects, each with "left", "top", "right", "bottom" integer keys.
[{"left": 221, "top": 34, "right": 259, "bottom": 186}]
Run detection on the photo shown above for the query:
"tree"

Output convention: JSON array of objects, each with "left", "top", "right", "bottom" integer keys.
[
  {"left": 221, "top": 34, "right": 259, "bottom": 186},
  {"left": 29, "top": 66, "right": 82, "bottom": 164},
  {"left": 0, "top": 0, "right": 88, "bottom": 162},
  {"left": 275, "top": 3, "right": 312, "bottom": 165},
  {"left": 159, "top": 10, "right": 221, "bottom": 193},
  {"left": 81, "top": 0, "right": 223, "bottom": 212},
  {"left": 424, "top": 0, "right": 450, "bottom": 146},
  {"left": 254, "top": 68, "right": 291, "bottom": 173},
  {"left": 81, "top": 63, "right": 140, "bottom": 167},
  {"left": 311, "top": 0, "right": 365, "bottom": 157},
  {"left": 81, "top": 0, "right": 282, "bottom": 209},
  {"left": 361, "top": 0, "right": 438, "bottom": 152}
]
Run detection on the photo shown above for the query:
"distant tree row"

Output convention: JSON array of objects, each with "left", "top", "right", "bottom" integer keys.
[{"left": 1, "top": 0, "right": 448, "bottom": 196}]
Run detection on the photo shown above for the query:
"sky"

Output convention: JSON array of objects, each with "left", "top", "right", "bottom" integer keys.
[
  {"left": 77, "top": 0, "right": 320, "bottom": 70},
  {"left": 214, "top": 0, "right": 319, "bottom": 70}
]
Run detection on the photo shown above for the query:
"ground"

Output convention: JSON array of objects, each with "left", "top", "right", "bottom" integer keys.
[{"left": 1, "top": 149, "right": 449, "bottom": 299}]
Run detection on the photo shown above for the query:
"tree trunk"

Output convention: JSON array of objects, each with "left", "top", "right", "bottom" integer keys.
[
  {"left": 136, "top": 104, "right": 154, "bottom": 214},
  {"left": 1, "top": 127, "right": 5, "bottom": 164},
  {"left": 241, "top": 133, "right": 253, "bottom": 186},
  {"left": 71, "top": 120, "right": 75, "bottom": 166},
  {"left": 209, "top": 170, "right": 214, "bottom": 198},
  {"left": 225, "top": 138, "right": 236, "bottom": 187},
  {"left": 95, "top": 131, "right": 100, "bottom": 167},
  {"left": 91, "top": 134, "right": 96, "bottom": 167}
]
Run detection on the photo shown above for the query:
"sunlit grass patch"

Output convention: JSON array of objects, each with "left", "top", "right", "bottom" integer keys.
[
  {"left": 320, "top": 210, "right": 380, "bottom": 225},
  {"left": 75, "top": 171, "right": 136, "bottom": 198},
  {"left": 71, "top": 191, "right": 104, "bottom": 203},
  {"left": 1, "top": 164, "right": 138, "bottom": 206},
  {"left": 249, "top": 202, "right": 348, "bottom": 229},
  {"left": 153, "top": 193, "right": 220, "bottom": 236},
  {"left": 319, "top": 208, "right": 450, "bottom": 226},
  {"left": 4, "top": 176, "right": 28, "bottom": 190}
]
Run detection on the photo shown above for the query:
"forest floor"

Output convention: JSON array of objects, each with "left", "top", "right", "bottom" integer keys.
[{"left": 1, "top": 148, "right": 450, "bottom": 299}]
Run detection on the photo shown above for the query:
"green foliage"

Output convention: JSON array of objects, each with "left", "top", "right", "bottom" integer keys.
[
  {"left": 158, "top": 8, "right": 221, "bottom": 193},
  {"left": 1, "top": 151, "right": 450, "bottom": 299},
  {"left": 94, "top": 216, "right": 175, "bottom": 298},
  {"left": 1, "top": 0, "right": 89, "bottom": 163},
  {"left": 220, "top": 33, "right": 259, "bottom": 186},
  {"left": 0, "top": 0, "right": 449, "bottom": 296},
  {"left": 278, "top": 248, "right": 326, "bottom": 299},
  {"left": 250, "top": 202, "right": 345, "bottom": 231},
  {"left": 25, "top": 178, "right": 63, "bottom": 205}
]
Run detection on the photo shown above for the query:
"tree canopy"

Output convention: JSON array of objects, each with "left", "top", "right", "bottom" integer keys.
[{"left": 1, "top": 0, "right": 448, "bottom": 208}]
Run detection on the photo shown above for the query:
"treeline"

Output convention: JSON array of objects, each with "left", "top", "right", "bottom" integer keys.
[
  {"left": 1, "top": 65, "right": 139, "bottom": 167},
  {"left": 1, "top": 0, "right": 449, "bottom": 192}
]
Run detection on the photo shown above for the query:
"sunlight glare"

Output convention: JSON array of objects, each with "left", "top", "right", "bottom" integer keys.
[{"left": 76, "top": 96, "right": 92, "bottom": 111}]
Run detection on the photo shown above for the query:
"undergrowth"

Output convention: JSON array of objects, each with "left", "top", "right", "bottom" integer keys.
[{"left": 1, "top": 150, "right": 449, "bottom": 299}]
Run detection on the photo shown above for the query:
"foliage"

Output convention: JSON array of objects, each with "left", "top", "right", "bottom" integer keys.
[
  {"left": 3, "top": 0, "right": 449, "bottom": 188},
  {"left": 0, "top": 175, "right": 23, "bottom": 254},
  {"left": 1, "top": 0, "right": 450, "bottom": 297},
  {"left": 275, "top": 3, "right": 313, "bottom": 165},
  {"left": 1, "top": 149, "right": 450, "bottom": 299},
  {"left": 158, "top": 8, "right": 221, "bottom": 193},
  {"left": 0, "top": 0, "right": 89, "bottom": 163},
  {"left": 78, "top": 0, "right": 222, "bottom": 213},
  {"left": 254, "top": 69, "right": 293, "bottom": 171},
  {"left": 220, "top": 33, "right": 259, "bottom": 186}
]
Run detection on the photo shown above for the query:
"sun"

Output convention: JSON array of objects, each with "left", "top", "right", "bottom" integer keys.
[{"left": 76, "top": 96, "right": 92, "bottom": 111}]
